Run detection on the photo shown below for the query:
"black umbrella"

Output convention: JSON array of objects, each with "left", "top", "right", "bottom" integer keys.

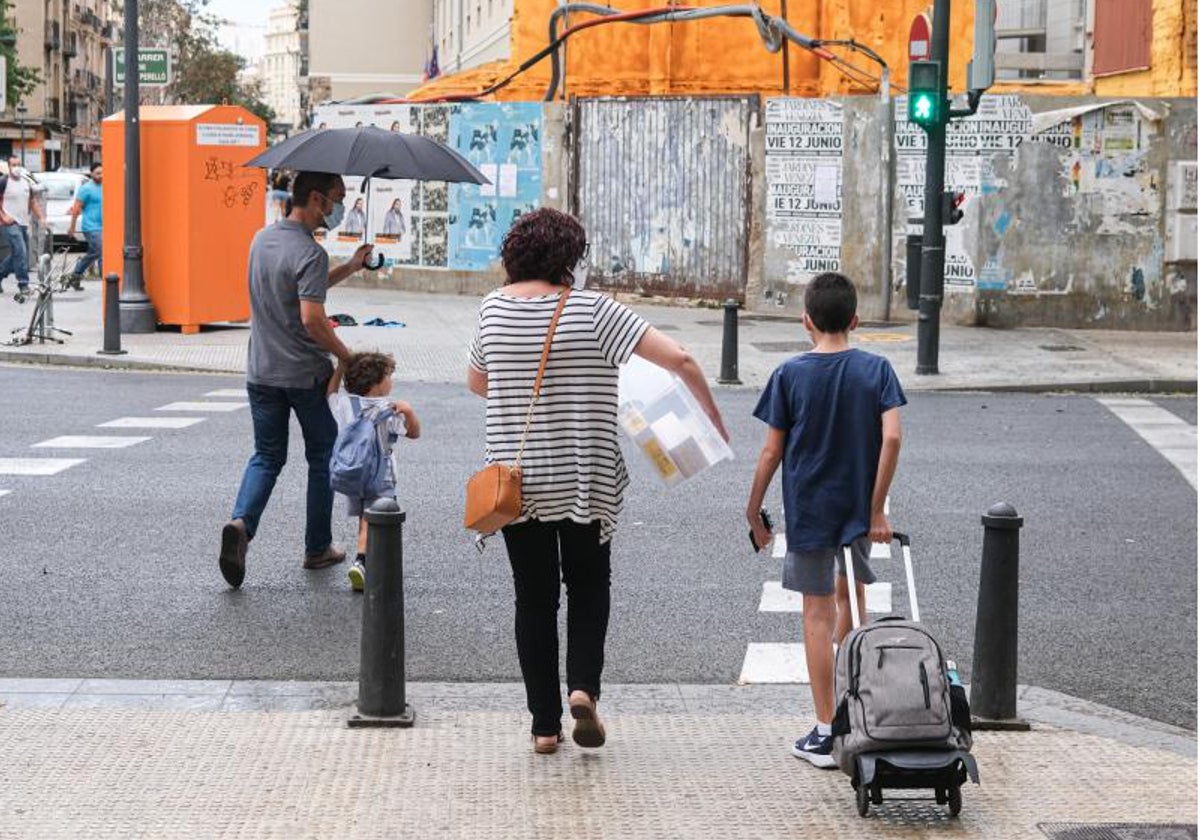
[
  {"left": 245, "top": 126, "right": 489, "bottom": 183},
  {"left": 245, "top": 126, "right": 490, "bottom": 269}
]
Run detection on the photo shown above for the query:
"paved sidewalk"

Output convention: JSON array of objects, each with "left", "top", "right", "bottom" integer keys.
[
  {"left": 0, "top": 281, "right": 1194, "bottom": 391},
  {"left": 0, "top": 680, "right": 1194, "bottom": 838}
]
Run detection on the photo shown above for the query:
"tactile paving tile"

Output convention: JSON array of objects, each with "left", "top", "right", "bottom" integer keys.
[{"left": 0, "top": 709, "right": 1193, "bottom": 839}]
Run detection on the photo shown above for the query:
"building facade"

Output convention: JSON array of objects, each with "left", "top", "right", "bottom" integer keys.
[
  {"left": 306, "top": 0, "right": 429, "bottom": 108},
  {"left": 432, "top": 0, "right": 512, "bottom": 77},
  {"left": 412, "top": 0, "right": 1196, "bottom": 101},
  {"left": 7, "top": 0, "right": 114, "bottom": 170},
  {"left": 261, "top": 2, "right": 304, "bottom": 131}
]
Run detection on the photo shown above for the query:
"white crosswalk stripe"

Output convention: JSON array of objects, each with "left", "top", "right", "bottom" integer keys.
[
  {"left": 758, "top": 581, "right": 893, "bottom": 614},
  {"left": 0, "top": 458, "right": 86, "bottom": 475},
  {"left": 204, "top": 389, "right": 248, "bottom": 398},
  {"left": 33, "top": 436, "right": 151, "bottom": 449},
  {"left": 0, "top": 490, "right": 11, "bottom": 498},
  {"left": 97, "top": 417, "right": 206, "bottom": 429},
  {"left": 156, "top": 402, "right": 247, "bottom": 413},
  {"left": 738, "top": 643, "right": 811, "bottom": 684},
  {"left": 1098, "top": 398, "right": 1197, "bottom": 489}
]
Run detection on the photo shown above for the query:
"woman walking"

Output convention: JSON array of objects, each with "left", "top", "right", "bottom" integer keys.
[{"left": 467, "top": 208, "right": 729, "bottom": 754}]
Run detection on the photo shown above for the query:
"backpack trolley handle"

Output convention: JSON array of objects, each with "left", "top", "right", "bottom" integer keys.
[{"left": 843, "top": 533, "right": 918, "bottom": 630}]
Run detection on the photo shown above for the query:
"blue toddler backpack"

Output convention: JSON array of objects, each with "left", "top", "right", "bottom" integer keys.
[{"left": 330, "top": 397, "right": 395, "bottom": 499}]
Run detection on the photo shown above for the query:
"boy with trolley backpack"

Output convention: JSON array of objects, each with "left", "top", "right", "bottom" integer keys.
[{"left": 746, "top": 272, "right": 976, "bottom": 815}]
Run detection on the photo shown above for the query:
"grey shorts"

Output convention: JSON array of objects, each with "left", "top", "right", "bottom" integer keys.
[
  {"left": 346, "top": 493, "right": 396, "bottom": 517},
  {"left": 782, "top": 538, "right": 876, "bottom": 596}
]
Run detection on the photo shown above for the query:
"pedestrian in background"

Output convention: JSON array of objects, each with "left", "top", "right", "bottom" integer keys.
[
  {"left": 268, "top": 170, "right": 291, "bottom": 224},
  {"left": 745, "top": 271, "right": 905, "bottom": 770},
  {"left": 467, "top": 207, "right": 729, "bottom": 754},
  {"left": 0, "top": 156, "right": 40, "bottom": 298},
  {"left": 65, "top": 161, "right": 103, "bottom": 291},
  {"left": 218, "top": 170, "right": 374, "bottom": 589}
]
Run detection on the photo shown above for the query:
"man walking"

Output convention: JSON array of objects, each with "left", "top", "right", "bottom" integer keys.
[
  {"left": 65, "top": 162, "right": 103, "bottom": 291},
  {"left": 218, "top": 170, "right": 373, "bottom": 588},
  {"left": 0, "top": 156, "right": 39, "bottom": 298}
]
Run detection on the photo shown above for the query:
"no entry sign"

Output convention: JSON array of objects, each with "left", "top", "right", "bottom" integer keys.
[{"left": 909, "top": 12, "right": 933, "bottom": 62}]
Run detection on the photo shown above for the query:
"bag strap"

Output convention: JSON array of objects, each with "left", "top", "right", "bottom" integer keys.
[{"left": 514, "top": 289, "right": 570, "bottom": 467}]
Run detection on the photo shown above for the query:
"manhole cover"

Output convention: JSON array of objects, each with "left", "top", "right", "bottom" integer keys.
[
  {"left": 752, "top": 341, "right": 813, "bottom": 353},
  {"left": 1039, "top": 824, "right": 1197, "bottom": 840},
  {"left": 857, "top": 332, "right": 912, "bottom": 343},
  {"left": 1039, "top": 344, "right": 1086, "bottom": 352}
]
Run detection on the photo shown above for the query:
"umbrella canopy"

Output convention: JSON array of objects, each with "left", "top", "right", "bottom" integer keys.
[{"left": 245, "top": 126, "right": 489, "bottom": 184}]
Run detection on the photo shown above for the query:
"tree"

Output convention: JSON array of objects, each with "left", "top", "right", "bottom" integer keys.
[
  {"left": 0, "top": 0, "right": 41, "bottom": 108},
  {"left": 113, "top": 0, "right": 275, "bottom": 122}
]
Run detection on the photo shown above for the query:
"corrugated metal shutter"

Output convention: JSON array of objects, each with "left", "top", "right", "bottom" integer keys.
[
  {"left": 1093, "top": 0, "right": 1153, "bottom": 76},
  {"left": 573, "top": 97, "right": 755, "bottom": 299}
]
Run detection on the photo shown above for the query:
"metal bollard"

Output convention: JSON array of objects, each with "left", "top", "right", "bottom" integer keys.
[
  {"left": 98, "top": 273, "right": 126, "bottom": 356},
  {"left": 969, "top": 503, "right": 1030, "bottom": 731},
  {"left": 717, "top": 298, "right": 742, "bottom": 385},
  {"left": 348, "top": 498, "right": 415, "bottom": 728}
]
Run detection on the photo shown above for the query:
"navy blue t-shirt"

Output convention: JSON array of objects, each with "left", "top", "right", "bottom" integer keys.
[{"left": 753, "top": 349, "right": 906, "bottom": 552}]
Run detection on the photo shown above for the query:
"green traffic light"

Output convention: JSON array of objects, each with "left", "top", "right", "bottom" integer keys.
[{"left": 913, "top": 95, "right": 933, "bottom": 121}]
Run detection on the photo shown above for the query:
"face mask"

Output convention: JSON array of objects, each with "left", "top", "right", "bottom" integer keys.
[
  {"left": 569, "top": 260, "right": 589, "bottom": 290},
  {"left": 323, "top": 198, "right": 345, "bottom": 230}
]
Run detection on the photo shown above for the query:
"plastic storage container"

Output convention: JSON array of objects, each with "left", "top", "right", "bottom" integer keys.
[{"left": 617, "top": 356, "right": 733, "bottom": 486}]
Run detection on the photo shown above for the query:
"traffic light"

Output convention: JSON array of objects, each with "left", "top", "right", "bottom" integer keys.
[
  {"left": 942, "top": 191, "right": 965, "bottom": 225},
  {"left": 908, "top": 60, "right": 944, "bottom": 130}
]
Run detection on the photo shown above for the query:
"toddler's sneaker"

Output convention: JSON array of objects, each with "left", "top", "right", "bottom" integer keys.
[
  {"left": 791, "top": 726, "right": 836, "bottom": 768},
  {"left": 347, "top": 559, "right": 366, "bottom": 592}
]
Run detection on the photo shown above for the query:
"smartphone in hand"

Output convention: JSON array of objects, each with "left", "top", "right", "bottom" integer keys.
[{"left": 749, "top": 509, "right": 774, "bottom": 552}]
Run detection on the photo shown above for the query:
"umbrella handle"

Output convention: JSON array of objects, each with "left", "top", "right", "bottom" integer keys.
[{"left": 364, "top": 249, "right": 384, "bottom": 271}]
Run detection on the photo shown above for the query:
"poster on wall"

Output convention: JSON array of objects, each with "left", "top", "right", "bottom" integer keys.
[
  {"left": 447, "top": 102, "right": 544, "bottom": 271},
  {"left": 894, "top": 94, "right": 1032, "bottom": 291},
  {"left": 765, "top": 98, "right": 844, "bottom": 283},
  {"left": 308, "top": 104, "right": 451, "bottom": 269}
]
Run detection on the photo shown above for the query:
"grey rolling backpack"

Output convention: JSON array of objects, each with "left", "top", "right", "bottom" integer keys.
[{"left": 831, "top": 533, "right": 972, "bottom": 776}]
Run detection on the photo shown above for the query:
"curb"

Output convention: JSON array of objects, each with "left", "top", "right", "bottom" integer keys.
[{"left": 2, "top": 351, "right": 1195, "bottom": 395}]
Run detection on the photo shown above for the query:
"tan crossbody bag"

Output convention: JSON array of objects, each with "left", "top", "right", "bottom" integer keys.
[{"left": 464, "top": 289, "right": 570, "bottom": 534}]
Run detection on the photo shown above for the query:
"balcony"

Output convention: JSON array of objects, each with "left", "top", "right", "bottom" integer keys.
[
  {"left": 45, "top": 21, "right": 61, "bottom": 51},
  {"left": 63, "top": 32, "right": 78, "bottom": 58},
  {"left": 47, "top": 98, "right": 61, "bottom": 121}
]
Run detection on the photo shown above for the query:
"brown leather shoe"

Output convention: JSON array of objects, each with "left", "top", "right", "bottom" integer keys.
[
  {"left": 532, "top": 733, "right": 563, "bottom": 755},
  {"left": 303, "top": 545, "right": 347, "bottom": 570},
  {"left": 219, "top": 519, "right": 248, "bottom": 588},
  {"left": 569, "top": 690, "right": 606, "bottom": 748}
]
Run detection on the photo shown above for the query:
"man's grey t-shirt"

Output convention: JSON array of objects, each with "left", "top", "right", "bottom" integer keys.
[{"left": 246, "top": 219, "right": 333, "bottom": 388}]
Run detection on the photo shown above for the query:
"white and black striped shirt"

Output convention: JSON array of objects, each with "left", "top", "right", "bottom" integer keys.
[{"left": 469, "top": 289, "right": 650, "bottom": 543}]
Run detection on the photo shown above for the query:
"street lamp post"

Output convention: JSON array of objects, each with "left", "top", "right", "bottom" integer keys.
[{"left": 118, "top": 0, "right": 156, "bottom": 333}]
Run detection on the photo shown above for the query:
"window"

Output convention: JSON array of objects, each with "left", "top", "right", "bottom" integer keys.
[
  {"left": 1092, "top": 0, "right": 1152, "bottom": 75},
  {"left": 995, "top": 0, "right": 1086, "bottom": 81}
]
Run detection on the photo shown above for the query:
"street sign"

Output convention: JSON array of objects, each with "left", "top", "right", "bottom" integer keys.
[
  {"left": 114, "top": 48, "right": 171, "bottom": 87},
  {"left": 908, "top": 12, "right": 933, "bottom": 62}
]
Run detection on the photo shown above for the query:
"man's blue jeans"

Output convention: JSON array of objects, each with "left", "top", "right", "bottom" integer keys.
[
  {"left": 0, "top": 224, "right": 29, "bottom": 289},
  {"left": 232, "top": 380, "right": 338, "bottom": 556},
  {"left": 71, "top": 231, "right": 102, "bottom": 278}
]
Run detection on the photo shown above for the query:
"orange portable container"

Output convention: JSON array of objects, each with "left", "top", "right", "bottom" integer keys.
[{"left": 102, "top": 105, "right": 267, "bottom": 333}]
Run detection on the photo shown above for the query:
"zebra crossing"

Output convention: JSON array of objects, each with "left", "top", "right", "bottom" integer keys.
[
  {"left": 0, "top": 386, "right": 247, "bottom": 500},
  {"left": 738, "top": 497, "right": 896, "bottom": 685}
]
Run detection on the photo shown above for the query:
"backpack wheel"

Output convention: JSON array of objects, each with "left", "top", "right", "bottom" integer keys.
[
  {"left": 948, "top": 784, "right": 962, "bottom": 816},
  {"left": 855, "top": 784, "right": 870, "bottom": 817}
]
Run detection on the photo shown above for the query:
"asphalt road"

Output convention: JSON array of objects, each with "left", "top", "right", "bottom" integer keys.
[{"left": 0, "top": 365, "right": 1194, "bottom": 729}]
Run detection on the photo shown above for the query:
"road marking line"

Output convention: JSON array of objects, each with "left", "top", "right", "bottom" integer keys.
[
  {"left": 33, "top": 436, "right": 151, "bottom": 449},
  {"left": 1097, "top": 398, "right": 1197, "bottom": 489},
  {"left": 738, "top": 643, "right": 810, "bottom": 684},
  {"left": 771, "top": 534, "right": 786, "bottom": 558},
  {"left": 769, "top": 497, "right": 890, "bottom": 560},
  {"left": 156, "top": 402, "right": 247, "bottom": 413},
  {"left": 0, "top": 490, "right": 10, "bottom": 498},
  {"left": 758, "top": 581, "right": 893, "bottom": 614},
  {"left": 0, "top": 458, "right": 86, "bottom": 475},
  {"left": 98, "top": 417, "right": 206, "bottom": 429},
  {"left": 204, "top": 389, "right": 247, "bottom": 398},
  {"left": 870, "top": 542, "right": 892, "bottom": 561}
]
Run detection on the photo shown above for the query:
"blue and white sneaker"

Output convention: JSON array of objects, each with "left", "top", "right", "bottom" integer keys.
[{"left": 791, "top": 726, "right": 836, "bottom": 768}]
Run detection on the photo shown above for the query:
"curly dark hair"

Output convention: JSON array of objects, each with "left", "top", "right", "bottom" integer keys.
[
  {"left": 344, "top": 351, "right": 396, "bottom": 396},
  {"left": 500, "top": 207, "right": 587, "bottom": 285}
]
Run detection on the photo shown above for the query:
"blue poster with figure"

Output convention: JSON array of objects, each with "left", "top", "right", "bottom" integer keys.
[{"left": 448, "top": 102, "right": 544, "bottom": 271}]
